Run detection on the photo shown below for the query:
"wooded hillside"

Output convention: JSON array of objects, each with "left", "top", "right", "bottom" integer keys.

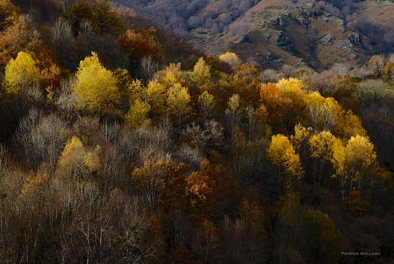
[{"left": 0, "top": 0, "right": 394, "bottom": 263}]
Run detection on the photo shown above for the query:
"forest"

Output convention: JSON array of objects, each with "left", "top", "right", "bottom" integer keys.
[{"left": 0, "top": 0, "right": 394, "bottom": 263}]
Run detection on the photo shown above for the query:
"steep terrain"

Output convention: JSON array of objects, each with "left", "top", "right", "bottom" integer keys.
[{"left": 114, "top": 0, "right": 393, "bottom": 71}]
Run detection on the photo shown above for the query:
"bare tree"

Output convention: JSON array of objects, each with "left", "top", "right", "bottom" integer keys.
[
  {"left": 260, "top": 69, "right": 279, "bottom": 83},
  {"left": 330, "top": 63, "right": 348, "bottom": 77},
  {"left": 140, "top": 56, "right": 159, "bottom": 82}
]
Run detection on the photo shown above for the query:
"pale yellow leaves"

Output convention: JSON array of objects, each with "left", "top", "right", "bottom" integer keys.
[{"left": 218, "top": 52, "right": 242, "bottom": 68}]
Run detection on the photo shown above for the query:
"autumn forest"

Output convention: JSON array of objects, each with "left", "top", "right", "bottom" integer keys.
[{"left": 0, "top": 0, "right": 394, "bottom": 263}]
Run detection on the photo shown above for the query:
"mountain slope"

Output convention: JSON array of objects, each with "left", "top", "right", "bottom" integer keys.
[{"left": 114, "top": 0, "right": 393, "bottom": 70}]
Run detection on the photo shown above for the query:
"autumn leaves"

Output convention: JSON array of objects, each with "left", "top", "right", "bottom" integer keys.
[
  {"left": 260, "top": 79, "right": 377, "bottom": 196},
  {"left": 3, "top": 49, "right": 378, "bottom": 203}
]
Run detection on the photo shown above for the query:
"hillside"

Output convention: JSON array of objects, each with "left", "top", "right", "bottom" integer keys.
[
  {"left": 1, "top": 0, "right": 394, "bottom": 263},
  {"left": 115, "top": 0, "right": 394, "bottom": 71}
]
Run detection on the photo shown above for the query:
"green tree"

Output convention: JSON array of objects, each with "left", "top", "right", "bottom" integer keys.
[
  {"left": 303, "top": 209, "right": 344, "bottom": 264},
  {"left": 73, "top": 52, "right": 120, "bottom": 114},
  {"left": 4, "top": 51, "right": 40, "bottom": 94},
  {"left": 92, "top": 0, "right": 124, "bottom": 34}
]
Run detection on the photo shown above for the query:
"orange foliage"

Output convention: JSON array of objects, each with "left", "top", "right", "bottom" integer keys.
[
  {"left": 118, "top": 28, "right": 160, "bottom": 66},
  {"left": 343, "top": 190, "right": 369, "bottom": 216},
  {"left": 259, "top": 83, "right": 287, "bottom": 133}
]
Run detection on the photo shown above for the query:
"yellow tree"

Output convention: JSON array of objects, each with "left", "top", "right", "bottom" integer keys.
[
  {"left": 73, "top": 52, "right": 120, "bottom": 114},
  {"left": 309, "top": 131, "right": 337, "bottom": 184},
  {"left": 57, "top": 136, "right": 101, "bottom": 179},
  {"left": 143, "top": 79, "right": 167, "bottom": 120},
  {"left": 167, "top": 83, "right": 191, "bottom": 134},
  {"left": 331, "top": 138, "right": 347, "bottom": 198},
  {"left": 198, "top": 91, "right": 216, "bottom": 121},
  {"left": 342, "top": 110, "right": 366, "bottom": 139},
  {"left": 331, "top": 135, "right": 376, "bottom": 198},
  {"left": 4, "top": 51, "right": 40, "bottom": 94},
  {"left": 225, "top": 94, "right": 243, "bottom": 135},
  {"left": 267, "top": 134, "right": 304, "bottom": 191},
  {"left": 190, "top": 57, "right": 211, "bottom": 88},
  {"left": 218, "top": 52, "right": 242, "bottom": 68},
  {"left": 125, "top": 98, "right": 151, "bottom": 129},
  {"left": 345, "top": 135, "right": 376, "bottom": 192},
  {"left": 276, "top": 78, "right": 308, "bottom": 129},
  {"left": 291, "top": 124, "right": 313, "bottom": 172},
  {"left": 307, "top": 92, "right": 336, "bottom": 132}
]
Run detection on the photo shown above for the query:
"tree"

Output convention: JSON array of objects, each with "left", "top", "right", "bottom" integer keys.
[
  {"left": 333, "top": 74, "right": 358, "bottom": 113},
  {"left": 225, "top": 94, "right": 242, "bottom": 135},
  {"left": 309, "top": 131, "right": 337, "bottom": 184},
  {"left": 167, "top": 83, "right": 191, "bottom": 135},
  {"left": 218, "top": 52, "right": 242, "bottom": 68},
  {"left": 4, "top": 51, "right": 40, "bottom": 94},
  {"left": 73, "top": 52, "right": 120, "bottom": 114},
  {"left": 198, "top": 91, "right": 216, "bottom": 121},
  {"left": 67, "top": 1, "right": 96, "bottom": 35},
  {"left": 308, "top": 92, "right": 336, "bottom": 132},
  {"left": 57, "top": 136, "right": 101, "bottom": 179},
  {"left": 190, "top": 57, "right": 211, "bottom": 88},
  {"left": 331, "top": 135, "right": 376, "bottom": 198},
  {"left": 276, "top": 78, "right": 308, "bottom": 129},
  {"left": 92, "top": 0, "right": 124, "bottom": 34},
  {"left": 368, "top": 55, "right": 385, "bottom": 76},
  {"left": 51, "top": 17, "right": 74, "bottom": 69},
  {"left": 143, "top": 79, "right": 167, "bottom": 120},
  {"left": 131, "top": 158, "right": 166, "bottom": 211},
  {"left": 125, "top": 98, "right": 151, "bottom": 129},
  {"left": 344, "top": 135, "right": 377, "bottom": 192},
  {"left": 303, "top": 209, "right": 344, "bottom": 264},
  {"left": 355, "top": 79, "right": 387, "bottom": 110},
  {"left": 0, "top": 0, "right": 19, "bottom": 31},
  {"left": 259, "top": 83, "right": 287, "bottom": 133},
  {"left": 267, "top": 134, "right": 304, "bottom": 191},
  {"left": 118, "top": 28, "right": 160, "bottom": 73},
  {"left": 342, "top": 190, "right": 369, "bottom": 216}
]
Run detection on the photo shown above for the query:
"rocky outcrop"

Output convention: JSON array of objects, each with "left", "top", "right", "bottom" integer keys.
[
  {"left": 321, "top": 33, "right": 335, "bottom": 48},
  {"left": 276, "top": 31, "right": 292, "bottom": 47},
  {"left": 348, "top": 32, "right": 362, "bottom": 48},
  {"left": 234, "top": 34, "right": 254, "bottom": 44},
  {"left": 296, "top": 17, "right": 309, "bottom": 28},
  {"left": 335, "top": 38, "right": 359, "bottom": 59},
  {"left": 267, "top": 52, "right": 274, "bottom": 60},
  {"left": 276, "top": 14, "right": 288, "bottom": 27}
]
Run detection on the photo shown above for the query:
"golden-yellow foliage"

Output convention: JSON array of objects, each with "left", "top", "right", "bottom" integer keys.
[
  {"left": 73, "top": 52, "right": 120, "bottom": 113},
  {"left": 4, "top": 51, "right": 40, "bottom": 94},
  {"left": 268, "top": 134, "right": 304, "bottom": 189}
]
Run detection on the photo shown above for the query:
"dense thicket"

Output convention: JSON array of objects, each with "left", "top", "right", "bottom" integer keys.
[{"left": 1, "top": 1, "right": 394, "bottom": 263}]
